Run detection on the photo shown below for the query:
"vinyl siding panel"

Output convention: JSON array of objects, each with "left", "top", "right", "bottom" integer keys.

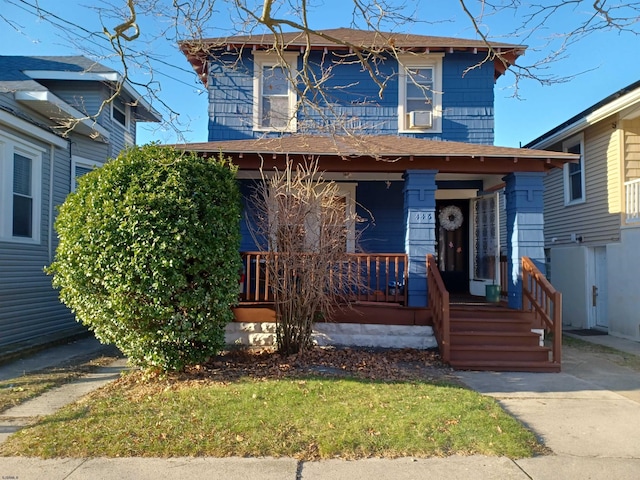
[
  {"left": 41, "top": 80, "right": 136, "bottom": 157},
  {"left": 624, "top": 117, "right": 640, "bottom": 180},
  {"left": 543, "top": 121, "right": 621, "bottom": 247},
  {"left": 71, "top": 135, "right": 111, "bottom": 167},
  {"left": 1, "top": 78, "right": 140, "bottom": 353},
  {"left": 0, "top": 127, "right": 81, "bottom": 352}
]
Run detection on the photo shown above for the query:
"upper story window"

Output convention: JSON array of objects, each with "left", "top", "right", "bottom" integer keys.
[
  {"left": 0, "top": 132, "right": 42, "bottom": 243},
  {"left": 71, "top": 156, "right": 101, "bottom": 191},
  {"left": 397, "top": 54, "right": 443, "bottom": 133},
  {"left": 253, "top": 52, "right": 298, "bottom": 132},
  {"left": 111, "top": 95, "right": 130, "bottom": 129},
  {"left": 563, "top": 135, "right": 585, "bottom": 205}
]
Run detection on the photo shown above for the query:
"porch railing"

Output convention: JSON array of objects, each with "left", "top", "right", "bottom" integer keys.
[
  {"left": 240, "top": 252, "right": 408, "bottom": 305},
  {"left": 427, "top": 254, "right": 450, "bottom": 362},
  {"left": 522, "top": 256, "right": 562, "bottom": 366},
  {"left": 625, "top": 178, "right": 640, "bottom": 224}
]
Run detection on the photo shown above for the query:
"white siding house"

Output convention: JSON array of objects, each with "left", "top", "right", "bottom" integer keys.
[
  {"left": 526, "top": 80, "right": 640, "bottom": 341},
  {"left": 0, "top": 56, "right": 160, "bottom": 357}
]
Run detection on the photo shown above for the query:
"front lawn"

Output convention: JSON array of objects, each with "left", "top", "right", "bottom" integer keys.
[{"left": 0, "top": 348, "right": 544, "bottom": 459}]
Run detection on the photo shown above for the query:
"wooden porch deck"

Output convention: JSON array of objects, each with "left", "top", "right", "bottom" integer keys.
[{"left": 236, "top": 252, "right": 562, "bottom": 372}]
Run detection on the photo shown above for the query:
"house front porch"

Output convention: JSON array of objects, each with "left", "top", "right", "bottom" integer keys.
[
  {"left": 230, "top": 251, "right": 562, "bottom": 372},
  {"left": 180, "top": 134, "right": 571, "bottom": 371}
]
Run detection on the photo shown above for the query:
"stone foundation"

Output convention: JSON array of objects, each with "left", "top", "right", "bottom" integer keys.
[{"left": 225, "top": 322, "right": 436, "bottom": 349}]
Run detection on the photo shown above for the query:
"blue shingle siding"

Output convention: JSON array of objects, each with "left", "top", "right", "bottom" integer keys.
[
  {"left": 356, "top": 181, "right": 405, "bottom": 253},
  {"left": 208, "top": 50, "right": 495, "bottom": 143},
  {"left": 238, "top": 179, "right": 260, "bottom": 251},
  {"left": 440, "top": 53, "right": 495, "bottom": 144},
  {"left": 208, "top": 59, "right": 254, "bottom": 141}
]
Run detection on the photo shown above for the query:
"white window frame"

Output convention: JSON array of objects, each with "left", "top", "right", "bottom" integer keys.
[
  {"left": 0, "top": 132, "right": 42, "bottom": 244},
  {"left": 268, "top": 182, "right": 357, "bottom": 253},
  {"left": 111, "top": 95, "right": 130, "bottom": 130},
  {"left": 71, "top": 155, "right": 102, "bottom": 192},
  {"left": 397, "top": 53, "right": 444, "bottom": 133},
  {"left": 252, "top": 51, "right": 298, "bottom": 132},
  {"left": 563, "top": 134, "right": 586, "bottom": 206}
]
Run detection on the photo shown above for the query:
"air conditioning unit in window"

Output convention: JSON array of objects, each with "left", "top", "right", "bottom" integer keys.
[{"left": 409, "top": 110, "right": 433, "bottom": 129}]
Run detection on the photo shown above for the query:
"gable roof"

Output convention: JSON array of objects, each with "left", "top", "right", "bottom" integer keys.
[
  {"left": 175, "top": 134, "right": 576, "bottom": 174},
  {"left": 181, "top": 27, "right": 525, "bottom": 85},
  {"left": 525, "top": 79, "right": 640, "bottom": 149},
  {"left": 0, "top": 56, "right": 116, "bottom": 93}
]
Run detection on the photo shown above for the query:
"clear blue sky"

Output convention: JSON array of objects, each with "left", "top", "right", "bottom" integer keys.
[{"left": 3, "top": 0, "right": 639, "bottom": 148}]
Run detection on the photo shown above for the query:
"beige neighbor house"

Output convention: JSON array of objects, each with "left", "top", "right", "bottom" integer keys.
[{"left": 526, "top": 80, "right": 640, "bottom": 341}]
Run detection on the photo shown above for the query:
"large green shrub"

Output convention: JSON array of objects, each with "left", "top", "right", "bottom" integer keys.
[{"left": 48, "top": 145, "right": 241, "bottom": 371}]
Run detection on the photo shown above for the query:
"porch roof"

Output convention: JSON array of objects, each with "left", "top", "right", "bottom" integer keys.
[{"left": 175, "top": 135, "right": 578, "bottom": 175}]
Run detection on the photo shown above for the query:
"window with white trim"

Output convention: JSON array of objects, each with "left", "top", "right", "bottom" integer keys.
[
  {"left": 269, "top": 183, "right": 356, "bottom": 253},
  {"left": 0, "top": 133, "right": 42, "bottom": 243},
  {"left": 563, "top": 135, "right": 585, "bottom": 205},
  {"left": 397, "top": 54, "right": 443, "bottom": 133},
  {"left": 71, "top": 156, "right": 101, "bottom": 191},
  {"left": 111, "top": 95, "right": 130, "bottom": 129},
  {"left": 253, "top": 52, "right": 298, "bottom": 132}
]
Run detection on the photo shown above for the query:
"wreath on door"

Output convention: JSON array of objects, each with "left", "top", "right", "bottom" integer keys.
[{"left": 439, "top": 205, "right": 464, "bottom": 231}]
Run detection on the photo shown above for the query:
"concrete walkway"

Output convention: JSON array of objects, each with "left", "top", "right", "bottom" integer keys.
[{"left": 1, "top": 333, "right": 640, "bottom": 479}]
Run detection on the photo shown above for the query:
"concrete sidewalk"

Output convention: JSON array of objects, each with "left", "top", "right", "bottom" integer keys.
[
  {"left": 1, "top": 334, "right": 640, "bottom": 479},
  {"left": 0, "top": 336, "right": 128, "bottom": 445},
  {"left": 0, "top": 335, "right": 119, "bottom": 382},
  {"left": 1, "top": 453, "right": 639, "bottom": 479}
]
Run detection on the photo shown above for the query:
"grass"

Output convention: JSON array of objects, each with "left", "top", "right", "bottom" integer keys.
[
  {"left": 0, "top": 355, "right": 120, "bottom": 413},
  {"left": 0, "top": 373, "right": 543, "bottom": 460},
  {"left": 563, "top": 334, "right": 640, "bottom": 371}
]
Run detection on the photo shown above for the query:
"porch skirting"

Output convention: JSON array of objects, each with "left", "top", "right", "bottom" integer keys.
[{"left": 225, "top": 322, "right": 437, "bottom": 350}]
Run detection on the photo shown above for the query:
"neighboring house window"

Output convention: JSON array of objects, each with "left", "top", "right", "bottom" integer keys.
[
  {"left": 111, "top": 96, "right": 130, "bottom": 129},
  {"left": 0, "top": 133, "right": 42, "bottom": 243},
  {"left": 253, "top": 52, "right": 298, "bottom": 132},
  {"left": 12, "top": 153, "right": 33, "bottom": 238},
  {"left": 563, "top": 135, "right": 585, "bottom": 205},
  {"left": 398, "top": 53, "right": 444, "bottom": 133},
  {"left": 71, "top": 156, "right": 101, "bottom": 191}
]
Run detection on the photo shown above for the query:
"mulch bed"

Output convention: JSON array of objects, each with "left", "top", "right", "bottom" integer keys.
[{"left": 180, "top": 347, "right": 459, "bottom": 384}]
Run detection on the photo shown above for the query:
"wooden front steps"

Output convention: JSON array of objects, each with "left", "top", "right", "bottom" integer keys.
[{"left": 448, "top": 306, "right": 560, "bottom": 373}]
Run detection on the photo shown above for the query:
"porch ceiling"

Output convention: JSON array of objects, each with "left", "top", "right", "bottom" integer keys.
[{"left": 176, "top": 135, "right": 577, "bottom": 175}]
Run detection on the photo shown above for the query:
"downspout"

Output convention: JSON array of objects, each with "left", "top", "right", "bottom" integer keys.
[{"left": 47, "top": 142, "right": 56, "bottom": 264}]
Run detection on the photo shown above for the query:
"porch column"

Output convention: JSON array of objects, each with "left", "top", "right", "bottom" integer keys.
[
  {"left": 503, "top": 172, "right": 546, "bottom": 309},
  {"left": 403, "top": 170, "right": 437, "bottom": 307}
]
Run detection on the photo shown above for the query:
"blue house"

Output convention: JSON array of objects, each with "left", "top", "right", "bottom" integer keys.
[
  {"left": 179, "top": 28, "right": 574, "bottom": 371},
  {"left": 0, "top": 56, "right": 160, "bottom": 356}
]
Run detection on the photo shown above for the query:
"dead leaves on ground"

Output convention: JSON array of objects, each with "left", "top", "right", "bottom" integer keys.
[{"left": 187, "top": 346, "right": 457, "bottom": 383}]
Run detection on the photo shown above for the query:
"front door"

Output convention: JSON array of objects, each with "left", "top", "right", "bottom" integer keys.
[
  {"left": 436, "top": 200, "right": 469, "bottom": 293},
  {"left": 590, "top": 246, "right": 608, "bottom": 330},
  {"left": 469, "top": 193, "right": 500, "bottom": 296}
]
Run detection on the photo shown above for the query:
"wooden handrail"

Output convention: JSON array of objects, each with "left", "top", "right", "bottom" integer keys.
[
  {"left": 240, "top": 252, "right": 408, "bottom": 305},
  {"left": 427, "top": 254, "right": 450, "bottom": 362},
  {"left": 522, "top": 256, "right": 562, "bottom": 366}
]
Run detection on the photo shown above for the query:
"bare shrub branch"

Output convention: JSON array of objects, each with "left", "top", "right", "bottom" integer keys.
[{"left": 246, "top": 160, "right": 367, "bottom": 354}]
